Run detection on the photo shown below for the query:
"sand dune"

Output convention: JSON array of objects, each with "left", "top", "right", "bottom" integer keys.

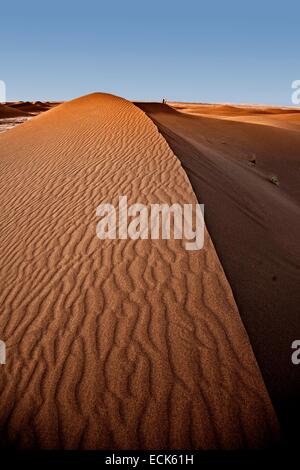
[
  {"left": 136, "top": 101, "right": 300, "bottom": 443},
  {"left": 0, "top": 101, "right": 59, "bottom": 134},
  {"left": 0, "top": 103, "right": 30, "bottom": 119},
  {"left": 170, "top": 102, "right": 300, "bottom": 118},
  {"left": 169, "top": 102, "right": 300, "bottom": 132},
  {"left": 7, "top": 101, "right": 58, "bottom": 115},
  {"left": 215, "top": 113, "right": 300, "bottom": 132},
  {"left": 0, "top": 93, "right": 278, "bottom": 449}
]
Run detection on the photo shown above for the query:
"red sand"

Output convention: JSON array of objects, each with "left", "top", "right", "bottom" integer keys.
[
  {"left": 0, "top": 103, "right": 30, "bottom": 119},
  {"left": 136, "top": 101, "right": 300, "bottom": 443},
  {"left": 0, "top": 94, "right": 278, "bottom": 449}
]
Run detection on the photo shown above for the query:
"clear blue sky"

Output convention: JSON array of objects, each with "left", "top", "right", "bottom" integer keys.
[{"left": 1, "top": 0, "right": 299, "bottom": 105}]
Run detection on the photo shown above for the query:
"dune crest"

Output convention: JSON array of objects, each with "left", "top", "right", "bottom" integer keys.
[{"left": 0, "top": 93, "right": 278, "bottom": 449}]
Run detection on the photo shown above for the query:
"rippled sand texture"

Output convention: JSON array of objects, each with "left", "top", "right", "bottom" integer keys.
[
  {"left": 0, "top": 93, "right": 278, "bottom": 449},
  {"left": 136, "top": 101, "right": 300, "bottom": 443}
]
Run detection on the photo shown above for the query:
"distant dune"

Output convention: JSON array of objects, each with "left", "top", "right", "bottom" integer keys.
[
  {"left": 6, "top": 101, "right": 59, "bottom": 114},
  {"left": 136, "top": 101, "right": 300, "bottom": 443},
  {"left": 170, "top": 102, "right": 300, "bottom": 117},
  {"left": 169, "top": 102, "right": 300, "bottom": 132},
  {"left": 0, "top": 103, "right": 30, "bottom": 119},
  {"left": 0, "top": 93, "right": 278, "bottom": 449},
  {"left": 0, "top": 101, "right": 60, "bottom": 134}
]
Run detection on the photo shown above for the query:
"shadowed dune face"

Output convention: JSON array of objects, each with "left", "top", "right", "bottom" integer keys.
[
  {"left": 0, "top": 93, "right": 278, "bottom": 449},
  {"left": 136, "top": 101, "right": 300, "bottom": 443}
]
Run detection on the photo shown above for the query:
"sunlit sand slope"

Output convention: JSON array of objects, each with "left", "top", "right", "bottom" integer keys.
[{"left": 0, "top": 93, "right": 278, "bottom": 449}]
